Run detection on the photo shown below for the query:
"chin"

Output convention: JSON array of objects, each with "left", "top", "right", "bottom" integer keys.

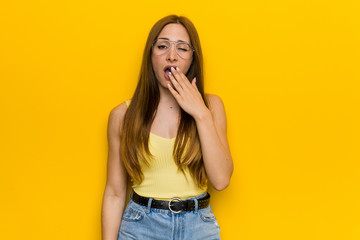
[
  {"left": 157, "top": 79, "right": 170, "bottom": 89},
  {"left": 164, "top": 81, "right": 173, "bottom": 89}
]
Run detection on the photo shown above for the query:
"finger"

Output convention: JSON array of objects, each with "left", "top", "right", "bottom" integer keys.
[
  {"left": 174, "top": 67, "right": 192, "bottom": 88},
  {"left": 169, "top": 71, "right": 184, "bottom": 93},
  {"left": 167, "top": 83, "right": 182, "bottom": 100},
  {"left": 171, "top": 67, "right": 188, "bottom": 89},
  {"left": 192, "top": 77, "right": 197, "bottom": 89}
]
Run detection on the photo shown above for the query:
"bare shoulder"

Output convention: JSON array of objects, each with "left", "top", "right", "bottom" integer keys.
[
  {"left": 108, "top": 101, "right": 129, "bottom": 136},
  {"left": 109, "top": 101, "right": 128, "bottom": 123},
  {"left": 205, "top": 93, "right": 225, "bottom": 112},
  {"left": 110, "top": 101, "right": 128, "bottom": 117}
]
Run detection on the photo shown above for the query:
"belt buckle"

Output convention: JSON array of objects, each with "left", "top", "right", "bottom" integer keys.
[{"left": 168, "top": 197, "right": 182, "bottom": 214}]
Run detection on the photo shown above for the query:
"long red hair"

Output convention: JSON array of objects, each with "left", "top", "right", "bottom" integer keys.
[{"left": 120, "top": 15, "right": 208, "bottom": 188}]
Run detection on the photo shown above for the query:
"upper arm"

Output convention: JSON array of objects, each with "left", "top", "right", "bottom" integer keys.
[
  {"left": 206, "top": 94, "right": 232, "bottom": 159},
  {"left": 104, "top": 101, "right": 128, "bottom": 198}
]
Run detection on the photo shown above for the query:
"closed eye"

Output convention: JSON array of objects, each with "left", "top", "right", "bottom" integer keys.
[{"left": 157, "top": 45, "right": 168, "bottom": 49}]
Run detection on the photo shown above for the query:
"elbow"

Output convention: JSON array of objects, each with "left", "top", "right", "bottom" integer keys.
[
  {"left": 210, "top": 163, "right": 234, "bottom": 191},
  {"left": 212, "top": 178, "right": 230, "bottom": 191}
]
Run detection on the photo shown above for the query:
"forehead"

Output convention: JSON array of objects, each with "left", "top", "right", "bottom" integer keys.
[{"left": 157, "top": 23, "right": 190, "bottom": 43}]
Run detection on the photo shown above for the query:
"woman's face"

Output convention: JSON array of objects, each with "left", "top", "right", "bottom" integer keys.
[{"left": 151, "top": 23, "right": 193, "bottom": 89}]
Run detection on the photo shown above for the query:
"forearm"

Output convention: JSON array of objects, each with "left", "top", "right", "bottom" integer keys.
[
  {"left": 101, "top": 193, "right": 126, "bottom": 240},
  {"left": 194, "top": 110, "right": 233, "bottom": 190}
]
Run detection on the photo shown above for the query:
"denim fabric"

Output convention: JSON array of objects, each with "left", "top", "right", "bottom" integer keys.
[{"left": 118, "top": 191, "right": 221, "bottom": 240}]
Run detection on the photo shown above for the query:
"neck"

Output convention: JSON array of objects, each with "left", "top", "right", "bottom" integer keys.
[{"left": 158, "top": 83, "right": 180, "bottom": 111}]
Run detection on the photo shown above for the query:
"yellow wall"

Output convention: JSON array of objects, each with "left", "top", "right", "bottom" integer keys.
[{"left": 1, "top": 0, "right": 359, "bottom": 239}]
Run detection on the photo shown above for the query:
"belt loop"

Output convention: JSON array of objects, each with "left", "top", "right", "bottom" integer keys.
[
  {"left": 194, "top": 198, "right": 199, "bottom": 214},
  {"left": 146, "top": 197, "right": 153, "bottom": 214}
]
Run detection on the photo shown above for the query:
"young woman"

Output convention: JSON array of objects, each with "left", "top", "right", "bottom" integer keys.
[{"left": 101, "top": 15, "right": 233, "bottom": 240}]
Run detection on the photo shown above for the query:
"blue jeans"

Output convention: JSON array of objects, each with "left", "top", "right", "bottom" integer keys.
[{"left": 118, "top": 191, "right": 221, "bottom": 240}]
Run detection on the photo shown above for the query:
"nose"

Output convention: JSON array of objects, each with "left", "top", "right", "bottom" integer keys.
[{"left": 166, "top": 43, "right": 178, "bottom": 61}]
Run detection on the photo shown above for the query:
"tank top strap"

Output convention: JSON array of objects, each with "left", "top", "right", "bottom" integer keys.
[{"left": 125, "top": 99, "right": 131, "bottom": 107}]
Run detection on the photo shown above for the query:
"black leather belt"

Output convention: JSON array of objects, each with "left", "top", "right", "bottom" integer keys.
[{"left": 131, "top": 190, "right": 211, "bottom": 214}]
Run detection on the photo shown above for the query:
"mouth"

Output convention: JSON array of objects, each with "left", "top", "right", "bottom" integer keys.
[
  {"left": 163, "top": 65, "right": 177, "bottom": 73},
  {"left": 163, "top": 65, "right": 177, "bottom": 80}
]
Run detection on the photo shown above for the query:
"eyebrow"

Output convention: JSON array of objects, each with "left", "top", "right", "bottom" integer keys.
[{"left": 157, "top": 37, "right": 188, "bottom": 43}]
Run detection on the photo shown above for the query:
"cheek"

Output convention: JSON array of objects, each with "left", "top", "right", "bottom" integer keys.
[
  {"left": 151, "top": 56, "right": 155, "bottom": 70},
  {"left": 184, "top": 60, "right": 193, "bottom": 74},
  {"left": 151, "top": 56, "right": 161, "bottom": 73}
]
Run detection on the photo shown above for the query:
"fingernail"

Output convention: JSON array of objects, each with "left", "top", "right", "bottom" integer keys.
[
  {"left": 176, "top": 66, "right": 180, "bottom": 71},
  {"left": 194, "top": 77, "right": 196, "bottom": 82},
  {"left": 169, "top": 71, "right": 172, "bottom": 76},
  {"left": 171, "top": 67, "right": 175, "bottom": 71}
]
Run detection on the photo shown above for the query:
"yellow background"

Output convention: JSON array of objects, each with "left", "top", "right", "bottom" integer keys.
[{"left": 1, "top": 0, "right": 359, "bottom": 239}]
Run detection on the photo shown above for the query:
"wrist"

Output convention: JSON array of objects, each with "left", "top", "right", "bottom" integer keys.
[{"left": 194, "top": 108, "right": 212, "bottom": 123}]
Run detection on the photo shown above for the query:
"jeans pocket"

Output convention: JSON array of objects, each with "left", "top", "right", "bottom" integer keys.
[
  {"left": 122, "top": 204, "right": 145, "bottom": 222},
  {"left": 198, "top": 206, "right": 217, "bottom": 222}
]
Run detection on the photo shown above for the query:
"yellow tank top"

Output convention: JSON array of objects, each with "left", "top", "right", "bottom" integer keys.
[{"left": 124, "top": 99, "right": 207, "bottom": 200}]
